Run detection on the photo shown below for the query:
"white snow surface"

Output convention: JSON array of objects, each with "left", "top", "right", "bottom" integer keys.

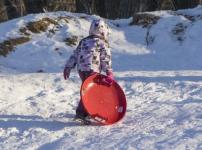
[{"left": 0, "top": 6, "right": 202, "bottom": 150}]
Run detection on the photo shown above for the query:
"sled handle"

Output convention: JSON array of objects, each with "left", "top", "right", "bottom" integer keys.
[{"left": 92, "top": 114, "right": 108, "bottom": 124}]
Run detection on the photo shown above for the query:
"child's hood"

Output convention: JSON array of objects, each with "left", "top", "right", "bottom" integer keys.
[{"left": 89, "top": 19, "right": 110, "bottom": 40}]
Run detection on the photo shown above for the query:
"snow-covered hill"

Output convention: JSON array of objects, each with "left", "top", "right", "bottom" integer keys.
[{"left": 0, "top": 6, "right": 202, "bottom": 150}]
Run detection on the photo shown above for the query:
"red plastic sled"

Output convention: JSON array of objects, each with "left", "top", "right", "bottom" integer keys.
[{"left": 81, "top": 73, "right": 127, "bottom": 125}]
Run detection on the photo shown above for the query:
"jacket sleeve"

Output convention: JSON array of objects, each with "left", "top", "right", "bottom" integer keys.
[
  {"left": 100, "top": 41, "right": 112, "bottom": 73},
  {"left": 65, "top": 41, "right": 81, "bottom": 69}
]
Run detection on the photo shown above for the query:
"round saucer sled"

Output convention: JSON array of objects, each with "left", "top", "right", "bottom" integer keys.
[{"left": 81, "top": 73, "right": 127, "bottom": 125}]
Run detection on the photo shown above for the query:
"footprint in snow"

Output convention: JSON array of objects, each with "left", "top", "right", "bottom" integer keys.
[
  {"left": 36, "top": 91, "right": 46, "bottom": 97},
  {"left": 55, "top": 87, "right": 64, "bottom": 93}
]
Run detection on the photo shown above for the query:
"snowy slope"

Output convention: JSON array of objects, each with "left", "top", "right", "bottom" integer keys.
[{"left": 0, "top": 6, "right": 202, "bottom": 150}]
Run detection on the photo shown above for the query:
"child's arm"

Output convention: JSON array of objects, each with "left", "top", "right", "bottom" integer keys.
[
  {"left": 100, "top": 41, "right": 112, "bottom": 74},
  {"left": 100, "top": 41, "right": 114, "bottom": 85},
  {"left": 65, "top": 45, "right": 80, "bottom": 69},
  {"left": 63, "top": 42, "right": 81, "bottom": 79}
]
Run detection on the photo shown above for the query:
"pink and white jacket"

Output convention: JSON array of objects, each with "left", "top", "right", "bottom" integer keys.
[{"left": 65, "top": 19, "right": 112, "bottom": 73}]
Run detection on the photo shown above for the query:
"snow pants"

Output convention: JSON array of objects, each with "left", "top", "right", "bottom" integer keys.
[{"left": 76, "top": 70, "right": 94, "bottom": 118}]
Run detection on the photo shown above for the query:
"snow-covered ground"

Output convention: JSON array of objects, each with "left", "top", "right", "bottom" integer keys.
[{"left": 0, "top": 6, "right": 202, "bottom": 150}]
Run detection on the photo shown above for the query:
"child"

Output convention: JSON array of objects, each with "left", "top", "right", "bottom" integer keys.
[{"left": 63, "top": 19, "right": 114, "bottom": 121}]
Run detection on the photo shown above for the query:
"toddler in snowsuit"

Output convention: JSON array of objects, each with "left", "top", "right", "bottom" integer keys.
[{"left": 63, "top": 19, "right": 114, "bottom": 120}]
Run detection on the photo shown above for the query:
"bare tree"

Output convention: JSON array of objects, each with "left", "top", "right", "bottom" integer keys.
[
  {"left": 0, "top": 0, "right": 8, "bottom": 22},
  {"left": 3, "top": 0, "right": 26, "bottom": 19},
  {"left": 174, "top": 0, "right": 199, "bottom": 9},
  {"left": 170, "top": 0, "right": 177, "bottom": 10},
  {"left": 76, "top": 0, "right": 93, "bottom": 14}
]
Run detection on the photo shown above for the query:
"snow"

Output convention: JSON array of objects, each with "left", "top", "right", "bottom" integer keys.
[{"left": 0, "top": 6, "right": 202, "bottom": 150}]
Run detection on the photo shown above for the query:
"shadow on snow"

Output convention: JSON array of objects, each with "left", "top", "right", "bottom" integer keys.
[{"left": 0, "top": 114, "right": 82, "bottom": 132}]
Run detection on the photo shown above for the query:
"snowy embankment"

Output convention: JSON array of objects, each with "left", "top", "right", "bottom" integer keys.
[{"left": 0, "top": 6, "right": 202, "bottom": 150}]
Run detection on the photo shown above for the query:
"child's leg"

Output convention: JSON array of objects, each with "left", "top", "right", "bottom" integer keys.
[
  {"left": 76, "top": 71, "right": 94, "bottom": 118},
  {"left": 76, "top": 101, "right": 88, "bottom": 118}
]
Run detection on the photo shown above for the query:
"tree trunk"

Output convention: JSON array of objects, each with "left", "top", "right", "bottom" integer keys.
[
  {"left": 0, "top": 0, "right": 8, "bottom": 22},
  {"left": 5, "top": 0, "right": 26, "bottom": 19},
  {"left": 174, "top": 0, "right": 199, "bottom": 9},
  {"left": 104, "top": 0, "right": 120, "bottom": 19}
]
